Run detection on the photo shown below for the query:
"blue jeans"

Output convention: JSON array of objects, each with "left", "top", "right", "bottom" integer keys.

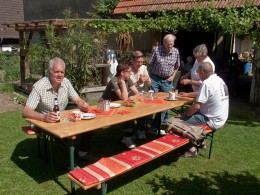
[
  {"left": 151, "top": 73, "right": 173, "bottom": 123},
  {"left": 181, "top": 111, "right": 209, "bottom": 126}
]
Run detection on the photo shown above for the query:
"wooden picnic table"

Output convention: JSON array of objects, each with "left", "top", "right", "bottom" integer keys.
[{"left": 26, "top": 92, "right": 193, "bottom": 192}]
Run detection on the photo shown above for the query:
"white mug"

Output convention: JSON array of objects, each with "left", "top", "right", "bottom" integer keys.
[
  {"left": 169, "top": 92, "right": 175, "bottom": 100},
  {"left": 72, "top": 110, "right": 82, "bottom": 122}
]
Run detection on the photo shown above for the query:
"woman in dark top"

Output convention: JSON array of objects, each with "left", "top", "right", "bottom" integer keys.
[{"left": 99, "top": 62, "right": 140, "bottom": 149}]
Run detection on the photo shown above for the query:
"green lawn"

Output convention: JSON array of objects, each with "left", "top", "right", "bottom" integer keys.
[{"left": 0, "top": 104, "right": 259, "bottom": 194}]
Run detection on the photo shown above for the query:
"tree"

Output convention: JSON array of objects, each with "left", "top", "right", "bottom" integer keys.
[{"left": 28, "top": 20, "right": 103, "bottom": 93}]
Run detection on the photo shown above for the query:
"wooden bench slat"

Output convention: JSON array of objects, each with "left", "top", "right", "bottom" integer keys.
[{"left": 80, "top": 86, "right": 106, "bottom": 94}]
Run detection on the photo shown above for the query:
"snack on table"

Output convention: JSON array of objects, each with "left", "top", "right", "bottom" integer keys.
[{"left": 122, "top": 99, "right": 136, "bottom": 107}]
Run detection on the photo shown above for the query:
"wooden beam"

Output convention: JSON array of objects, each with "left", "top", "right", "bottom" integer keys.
[{"left": 19, "top": 31, "right": 25, "bottom": 86}]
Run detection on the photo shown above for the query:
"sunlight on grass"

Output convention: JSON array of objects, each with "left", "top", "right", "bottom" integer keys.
[{"left": 0, "top": 107, "right": 260, "bottom": 194}]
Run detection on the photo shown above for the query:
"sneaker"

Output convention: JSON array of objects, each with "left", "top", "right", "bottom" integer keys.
[
  {"left": 137, "top": 130, "right": 146, "bottom": 139},
  {"left": 199, "top": 142, "right": 207, "bottom": 150},
  {"left": 181, "top": 151, "right": 199, "bottom": 158},
  {"left": 122, "top": 136, "right": 136, "bottom": 149},
  {"left": 148, "top": 128, "right": 167, "bottom": 135}
]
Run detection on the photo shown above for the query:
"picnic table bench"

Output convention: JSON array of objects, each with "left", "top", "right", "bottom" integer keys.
[
  {"left": 67, "top": 126, "right": 215, "bottom": 194},
  {"left": 68, "top": 134, "right": 189, "bottom": 194}
]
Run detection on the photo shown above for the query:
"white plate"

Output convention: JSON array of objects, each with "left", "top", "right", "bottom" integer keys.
[
  {"left": 81, "top": 113, "right": 96, "bottom": 120},
  {"left": 164, "top": 97, "right": 178, "bottom": 101},
  {"left": 110, "top": 103, "right": 121, "bottom": 108}
]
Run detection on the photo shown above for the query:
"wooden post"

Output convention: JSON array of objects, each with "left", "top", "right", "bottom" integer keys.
[
  {"left": 19, "top": 31, "right": 26, "bottom": 86},
  {"left": 19, "top": 30, "right": 34, "bottom": 88}
]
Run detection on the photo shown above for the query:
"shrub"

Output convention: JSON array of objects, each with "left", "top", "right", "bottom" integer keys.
[
  {"left": 0, "top": 52, "right": 20, "bottom": 82},
  {"left": 28, "top": 20, "right": 103, "bottom": 93}
]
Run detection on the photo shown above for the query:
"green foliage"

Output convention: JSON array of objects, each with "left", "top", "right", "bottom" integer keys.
[
  {"left": 28, "top": 43, "right": 50, "bottom": 74},
  {"left": 0, "top": 52, "right": 20, "bottom": 82},
  {"left": 28, "top": 20, "right": 102, "bottom": 93},
  {"left": 90, "top": 0, "right": 119, "bottom": 19},
  {"left": 87, "top": 5, "right": 260, "bottom": 37}
]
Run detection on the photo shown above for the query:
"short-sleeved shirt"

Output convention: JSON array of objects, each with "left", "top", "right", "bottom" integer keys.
[
  {"left": 101, "top": 77, "right": 134, "bottom": 101},
  {"left": 196, "top": 74, "right": 229, "bottom": 129},
  {"left": 191, "top": 56, "right": 215, "bottom": 92},
  {"left": 130, "top": 65, "right": 150, "bottom": 92},
  {"left": 26, "top": 77, "right": 79, "bottom": 114},
  {"left": 149, "top": 45, "right": 180, "bottom": 78}
]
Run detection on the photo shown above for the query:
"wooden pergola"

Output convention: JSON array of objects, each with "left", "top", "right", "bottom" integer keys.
[{"left": 4, "top": 19, "right": 69, "bottom": 87}]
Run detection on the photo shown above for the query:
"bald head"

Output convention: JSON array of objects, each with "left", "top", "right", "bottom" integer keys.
[{"left": 198, "top": 62, "right": 214, "bottom": 79}]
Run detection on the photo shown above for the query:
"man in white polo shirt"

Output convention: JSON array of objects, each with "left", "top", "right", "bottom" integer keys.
[{"left": 177, "top": 61, "right": 229, "bottom": 157}]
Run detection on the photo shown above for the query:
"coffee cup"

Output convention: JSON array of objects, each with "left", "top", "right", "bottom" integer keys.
[
  {"left": 169, "top": 92, "right": 175, "bottom": 100},
  {"left": 72, "top": 110, "right": 82, "bottom": 122}
]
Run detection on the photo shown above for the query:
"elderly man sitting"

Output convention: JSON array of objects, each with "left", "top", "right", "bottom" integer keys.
[{"left": 177, "top": 61, "right": 229, "bottom": 157}]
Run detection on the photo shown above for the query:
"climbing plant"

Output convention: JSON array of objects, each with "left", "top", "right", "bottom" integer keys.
[{"left": 87, "top": 2, "right": 260, "bottom": 106}]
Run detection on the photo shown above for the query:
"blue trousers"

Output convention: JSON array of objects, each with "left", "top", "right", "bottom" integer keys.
[{"left": 151, "top": 73, "right": 173, "bottom": 123}]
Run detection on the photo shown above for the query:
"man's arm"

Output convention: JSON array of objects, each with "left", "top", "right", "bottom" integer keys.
[
  {"left": 22, "top": 106, "right": 57, "bottom": 123},
  {"left": 72, "top": 96, "right": 90, "bottom": 112},
  {"left": 176, "top": 102, "right": 201, "bottom": 118},
  {"left": 167, "top": 68, "right": 178, "bottom": 82},
  {"left": 180, "top": 71, "right": 191, "bottom": 81},
  {"left": 179, "top": 91, "right": 198, "bottom": 98},
  {"left": 180, "top": 78, "right": 201, "bottom": 87},
  {"left": 184, "top": 102, "right": 201, "bottom": 116}
]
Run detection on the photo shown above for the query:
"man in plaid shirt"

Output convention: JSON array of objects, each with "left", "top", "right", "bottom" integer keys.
[
  {"left": 148, "top": 34, "right": 180, "bottom": 134},
  {"left": 23, "top": 57, "right": 95, "bottom": 162}
]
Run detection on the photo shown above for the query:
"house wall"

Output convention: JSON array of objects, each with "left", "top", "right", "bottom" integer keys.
[{"left": 23, "top": 0, "right": 96, "bottom": 21}]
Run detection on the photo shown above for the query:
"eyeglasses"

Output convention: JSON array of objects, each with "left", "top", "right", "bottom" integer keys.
[{"left": 134, "top": 55, "right": 143, "bottom": 59}]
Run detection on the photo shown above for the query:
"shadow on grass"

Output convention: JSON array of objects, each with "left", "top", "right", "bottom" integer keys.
[
  {"left": 146, "top": 171, "right": 260, "bottom": 195},
  {"left": 74, "top": 147, "right": 188, "bottom": 195},
  {"left": 10, "top": 138, "right": 68, "bottom": 182}
]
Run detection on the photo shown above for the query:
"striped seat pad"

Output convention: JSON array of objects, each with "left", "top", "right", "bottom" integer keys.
[{"left": 69, "top": 134, "right": 189, "bottom": 186}]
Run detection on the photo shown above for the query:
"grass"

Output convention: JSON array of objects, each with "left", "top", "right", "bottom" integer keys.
[
  {"left": 0, "top": 83, "right": 16, "bottom": 92},
  {"left": 0, "top": 102, "right": 260, "bottom": 195}
]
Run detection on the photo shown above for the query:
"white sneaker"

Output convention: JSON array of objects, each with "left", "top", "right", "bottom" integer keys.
[
  {"left": 137, "top": 130, "right": 146, "bottom": 139},
  {"left": 148, "top": 129, "right": 167, "bottom": 135},
  {"left": 160, "top": 130, "right": 167, "bottom": 135},
  {"left": 122, "top": 136, "right": 136, "bottom": 149}
]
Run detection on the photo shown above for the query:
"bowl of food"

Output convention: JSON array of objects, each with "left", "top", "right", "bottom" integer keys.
[{"left": 122, "top": 99, "right": 136, "bottom": 107}]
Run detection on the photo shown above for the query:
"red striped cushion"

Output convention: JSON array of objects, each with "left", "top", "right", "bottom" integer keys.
[{"left": 69, "top": 134, "right": 189, "bottom": 187}]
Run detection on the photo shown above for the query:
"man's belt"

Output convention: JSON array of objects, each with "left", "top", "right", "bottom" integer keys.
[{"left": 151, "top": 73, "right": 170, "bottom": 80}]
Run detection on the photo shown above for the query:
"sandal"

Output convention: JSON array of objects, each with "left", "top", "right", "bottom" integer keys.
[{"left": 181, "top": 151, "right": 199, "bottom": 158}]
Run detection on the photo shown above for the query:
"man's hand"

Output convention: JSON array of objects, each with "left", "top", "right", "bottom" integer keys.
[
  {"left": 44, "top": 112, "right": 59, "bottom": 123},
  {"left": 79, "top": 102, "right": 90, "bottom": 112},
  {"left": 179, "top": 92, "right": 188, "bottom": 97},
  {"left": 167, "top": 75, "right": 175, "bottom": 82}
]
